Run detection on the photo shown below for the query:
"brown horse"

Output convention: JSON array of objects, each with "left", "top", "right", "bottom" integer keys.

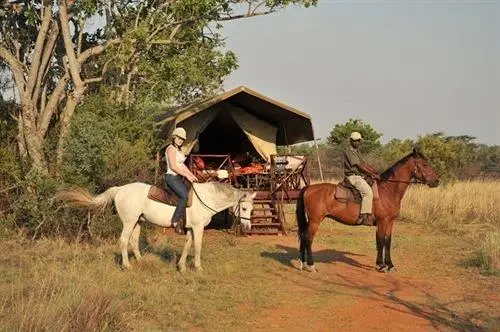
[{"left": 296, "top": 148, "right": 439, "bottom": 273}]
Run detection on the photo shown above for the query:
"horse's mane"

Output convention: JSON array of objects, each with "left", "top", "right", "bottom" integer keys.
[
  {"left": 194, "top": 182, "right": 243, "bottom": 202},
  {"left": 380, "top": 149, "right": 427, "bottom": 181}
]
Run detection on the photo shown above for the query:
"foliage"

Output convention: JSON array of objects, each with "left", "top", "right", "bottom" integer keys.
[
  {"left": 0, "top": 0, "right": 318, "bottom": 176},
  {"left": 416, "top": 133, "right": 477, "bottom": 180},
  {"left": 327, "top": 118, "right": 382, "bottom": 153},
  {"left": 286, "top": 119, "right": 498, "bottom": 181},
  {"left": 60, "top": 93, "right": 157, "bottom": 191}
]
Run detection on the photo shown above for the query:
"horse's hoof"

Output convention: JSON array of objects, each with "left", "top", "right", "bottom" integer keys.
[
  {"left": 378, "top": 265, "right": 388, "bottom": 273},
  {"left": 122, "top": 264, "right": 131, "bottom": 271},
  {"left": 177, "top": 266, "right": 186, "bottom": 273},
  {"left": 388, "top": 266, "right": 398, "bottom": 272},
  {"left": 298, "top": 261, "right": 306, "bottom": 271},
  {"left": 304, "top": 265, "right": 318, "bottom": 273}
]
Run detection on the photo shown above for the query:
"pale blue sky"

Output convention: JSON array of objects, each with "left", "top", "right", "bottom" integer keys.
[{"left": 222, "top": 1, "right": 499, "bottom": 144}]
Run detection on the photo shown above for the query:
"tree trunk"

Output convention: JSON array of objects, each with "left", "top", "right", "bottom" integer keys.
[
  {"left": 16, "top": 115, "right": 28, "bottom": 172},
  {"left": 56, "top": 88, "right": 84, "bottom": 168},
  {"left": 20, "top": 97, "right": 48, "bottom": 175}
]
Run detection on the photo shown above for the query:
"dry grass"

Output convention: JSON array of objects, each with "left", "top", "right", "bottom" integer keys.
[
  {"left": 400, "top": 180, "right": 500, "bottom": 274},
  {"left": 0, "top": 234, "right": 279, "bottom": 331},
  {"left": 400, "top": 180, "right": 500, "bottom": 228},
  {"left": 481, "top": 230, "right": 500, "bottom": 275},
  {"left": 0, "top": 240, "right": 132, "bottom": 331},
  {"left": 0, "top": 223, "right": 499, "bottom": 330},
  {"left": 0, "top": 180, "right": 498, "bottom": 329}
]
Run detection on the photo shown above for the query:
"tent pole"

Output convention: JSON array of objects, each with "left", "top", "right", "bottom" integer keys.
[
  {"left": 314, "top": 138, "right": 324, "bottom": 182},
  {"left": 282, "top": 124, "right": 291, "bottom": 154}
]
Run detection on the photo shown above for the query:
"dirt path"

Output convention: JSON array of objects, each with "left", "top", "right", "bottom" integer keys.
[{"left": 238, "top": 229, "right": 500, "bottom": 332}]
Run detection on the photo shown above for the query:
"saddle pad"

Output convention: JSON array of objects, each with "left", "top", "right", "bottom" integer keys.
[
  {"left": 334, "top": 181, "right": 379, "bottom": 203},
  {"left": 147, "top": 185, "right": 194, "bottom": 207}
]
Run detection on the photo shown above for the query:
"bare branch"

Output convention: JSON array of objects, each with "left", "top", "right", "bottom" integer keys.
[
  {"left": 59, "top": 0, "right": 84, "bottom": 88},
  {"left": 77, "top": 38, "right": 121, "bottom": 64},
  {"left": 217, "top": 10, "right": 275, "bottom": 21},
  {"left": 251, "top": 1, "right": 268, "bottom": 15},
  {"left": 134, "top": 2, "right": 144, "bottom": 29},
  {"left": 0, "top": 45, "right": 26, "bottom": 91},
  {"left": 77, "top": 18, "right": 85, "bottom": 55},
  {"left": 146, "top": 23, "right": 183, "bottom": 46},
  {"left": 83, "top": 77, "right": 104, "bottom": 84},
  {"left": 38, "top": 72, "right": 70, "bottom": 137},
  {"left": 33, "top": 21, "right": 59, "bottom": 104},
  {"left": 26, "top": 2, "right": 53, "bottom": 97}
]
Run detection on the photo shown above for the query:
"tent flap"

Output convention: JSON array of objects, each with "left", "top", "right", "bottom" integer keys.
[
  {"left": 229, "top": 106, "right": 277, "bottom": 162},
  {"left": 177, "top": 108, "right": 220, "bottom": 155}
]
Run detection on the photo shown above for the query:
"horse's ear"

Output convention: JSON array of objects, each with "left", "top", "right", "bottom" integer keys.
[{"left": 412, "top": 146, "right": 421, "bottom": 156}]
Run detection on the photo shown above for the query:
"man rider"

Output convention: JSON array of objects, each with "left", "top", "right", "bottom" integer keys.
[{"left": 343, "top": 132, "right": 380, "bottom": 226}]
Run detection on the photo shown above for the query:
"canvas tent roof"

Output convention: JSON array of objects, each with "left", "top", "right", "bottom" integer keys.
[{"left": 156, "top": 86, "right": 315, "bottom": 161}]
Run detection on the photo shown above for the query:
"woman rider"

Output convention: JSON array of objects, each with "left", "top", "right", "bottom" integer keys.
[{"left": 165, "top": 127, "right": 198, "bottom": 235}]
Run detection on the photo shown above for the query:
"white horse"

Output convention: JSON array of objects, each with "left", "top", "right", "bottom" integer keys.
[{"left": 57, "top": 182, "right": 256, "bottom": 272}]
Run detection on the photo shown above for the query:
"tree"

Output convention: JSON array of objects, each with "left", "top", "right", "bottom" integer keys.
[
  {"left": 416, "top": 133, "right": 477, "bottom": 180},
  {"left": 374, "top": 138, "right": 414, "bottom": 167},
  {"left": 0, "top": 0, "right": 317, "bottom": 175},
  {"left": 327, "top": 118, "right": 382, "bottom": 153}
]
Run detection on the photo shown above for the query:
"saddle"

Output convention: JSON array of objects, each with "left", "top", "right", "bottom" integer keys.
[
  {"left": 147, "top": 184, "right": 194, "bottom": 207},
  {"left": 334, "top": 177, "right": 379, "bottom": 203}
]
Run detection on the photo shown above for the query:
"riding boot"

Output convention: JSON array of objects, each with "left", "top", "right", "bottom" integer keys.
[
  {"left": 174, "top": 207, "right": 187, "bottom": 235},
  {"left": 174, "top": 218, "right": 186, "bottom": 235},
  {"left": 356, "top": 213, "right": 374, "bottom": 226}
]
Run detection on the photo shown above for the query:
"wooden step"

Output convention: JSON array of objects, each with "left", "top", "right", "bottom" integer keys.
[
  {"left": 250, "top": 222, "right": 281, "bottom": 227},
  {"left": 246, "top": 229, "right": 280, "bottom": 234},
  {"left": 251, "top": 214, "right": 278, "bottom": 219},
  {"left": 252, "top": 207, "right": 276, "bottom": 212}
]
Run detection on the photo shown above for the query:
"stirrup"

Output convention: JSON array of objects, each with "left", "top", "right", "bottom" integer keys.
[
  {"left": 174, "top": 220, "right": 186, "bottom": 235},
  {"left": 357, "top": 214, "right": 373, "bottom": 226}
]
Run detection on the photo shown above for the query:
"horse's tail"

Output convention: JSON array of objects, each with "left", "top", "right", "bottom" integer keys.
[
  {"left": 296, "top": 186, "right": 308, "bottom": 241},
  {"left": 56, "top": 186, "right": 120, "bottom": 214}
]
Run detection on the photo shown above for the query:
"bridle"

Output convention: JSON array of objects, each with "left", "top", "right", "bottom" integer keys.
[
  {"left": 191, "top": 185, "right": 252, "bottom": 223},
  {"left": 382, "top": 161, "right": 428, "bottom": 185}
]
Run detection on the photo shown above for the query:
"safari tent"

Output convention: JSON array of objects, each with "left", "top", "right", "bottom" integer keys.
[
  {"left": 156, "top": 86, "right": 314, "bottom": 162},
  {"left": 155, "top": 86, "right": 315, "bottom": 234}
]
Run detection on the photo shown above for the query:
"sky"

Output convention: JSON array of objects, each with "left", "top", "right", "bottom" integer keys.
[{"left": 221, "top": 1, "right": 499, "bottom": 145}]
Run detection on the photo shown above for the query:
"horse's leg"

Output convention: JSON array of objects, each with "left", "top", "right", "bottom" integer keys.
[
  {"left": 178, "top": 228, "right": 193, "bottom": 273},
  {"left": 376, "top": 220, "right": 395, "bottom": 273},
  {"left": 119, "top": 220, "right": 137, "bottom": 270},
  {"left": 130, "top": 223, "right": 142, "bottom": 261},
  {"left": 376, "top": 230, "right": 384, "bottom": 269},
  {"left": 192, "top": 225, "right": 205, "bottom": 272},
  {"left": 299, "top": 236, "right": 307, "bottom": 270},
  {"left": 384, "top": 222, "right": 396, "bottom": 272},
  {"left": 304, "top": 219, "right": 320, "bottom": 273}
]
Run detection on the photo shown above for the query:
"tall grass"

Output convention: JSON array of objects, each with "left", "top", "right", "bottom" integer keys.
[
  {"left": 481, "top": 230, "right": 500, "bottom": 275},
  {"left": 400, "top": 180, "right": 500, "bottom": 274},
  {"left": 400, "top": 180, "right": 500, "bottom": 227},
  {"left": 0, "top": 241, "right": 132, "bottom": 331}
]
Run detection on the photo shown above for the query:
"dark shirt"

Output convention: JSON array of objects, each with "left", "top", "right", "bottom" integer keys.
[{"left": 343, "top": 146, "right": 365, "bottom": 176}]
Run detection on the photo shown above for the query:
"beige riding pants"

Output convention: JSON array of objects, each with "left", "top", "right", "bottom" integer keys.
[{"left": 347, "top": 175, "right": 373, "bottom": 214}]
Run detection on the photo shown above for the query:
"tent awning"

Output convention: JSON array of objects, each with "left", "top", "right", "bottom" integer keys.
[{"left": 156, "top": 86, "right": 315, "bottom": 146}]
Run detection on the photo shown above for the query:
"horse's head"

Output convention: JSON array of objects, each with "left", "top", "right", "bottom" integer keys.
[
  {"left": 232, "top": 192, "right": 256, "bottom": 231},
  {"left": 411, "top": 147, "right": 439, "bottom": 188}
]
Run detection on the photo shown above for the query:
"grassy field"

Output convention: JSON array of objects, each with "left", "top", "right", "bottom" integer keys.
[{"left": 0, "top": 180, "right": 499, "bottom": 331}]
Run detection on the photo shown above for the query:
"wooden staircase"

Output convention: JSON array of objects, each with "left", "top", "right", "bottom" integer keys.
[{"left": 247, "top": 198, "right": 286, "bottom": 235}]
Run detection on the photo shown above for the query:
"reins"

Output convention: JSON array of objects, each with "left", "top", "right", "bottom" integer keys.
[
  {"left": 190, "top": 184, "right": 251, "bottom": 222},
  {"left": 381, "top": 179, "right": 423, "bottom": 184}
]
